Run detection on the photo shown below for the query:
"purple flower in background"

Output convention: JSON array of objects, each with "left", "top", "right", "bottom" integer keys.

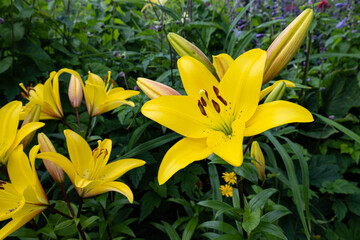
[
  {"left": 320, "top": 87, "right": 326, "bottom": 91},
  {"left": 237, "top": 31, "right": 242, "bottom": 38},
  {"left": 113, "top": 51, "right": 118, "bottom": 57},
  {"left": 0, "top": 17, "right": 4, "bottom": 24},
  {"left": 306, "top": 78, "right": 311, "bottom": 82},
  {"left": 335, "top": 3, "right": 347, "bottom": 8},
  {"left": 256, "top": 33, "right": 266, "bottom": 38},
  {"left": 336, "top": 19, "right": 347, "bottom": 29},
  {"left": 328, "top": 115, "right": 335, "bottom": 120}
]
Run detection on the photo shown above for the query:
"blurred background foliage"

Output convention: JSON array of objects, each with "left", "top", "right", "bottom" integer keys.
[{"left": 0, "top": 0, "right": 360, "bottom": 239}]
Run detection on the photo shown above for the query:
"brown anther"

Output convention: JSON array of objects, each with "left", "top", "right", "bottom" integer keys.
[
  {"left": 200, "top": 97, "right": 207, "bottom": 107},
  {"left": 20, "top": 92, "right": 28, "bottom": 99},
  {"left": 217, "top": 95, "right": 228, "bottom": 106},
  {"left": 204, "top": 90, "right": 209, "bottom": 99},
  {"left": 198, "top": 100, "right": 207, "bottom": 116},
  {"left": 111, "top": 79, "right": 115, "bottom": 87},
  {"left": 213, "top": 86, "right": 220, "bottom": 96},
  {"left": 0, "top": 181, "right": 5, "bottom": 190},
  {"left": 212, "top": 100, "right": 220, "bottom": 113}
]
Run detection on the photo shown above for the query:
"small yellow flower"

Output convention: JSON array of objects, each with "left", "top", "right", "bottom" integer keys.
[
  {"left": 222, "top": 172, "right": 237, "bottom": 185},
  {"left": 219, "top": 184, "right": 233, "bottom": 197}
]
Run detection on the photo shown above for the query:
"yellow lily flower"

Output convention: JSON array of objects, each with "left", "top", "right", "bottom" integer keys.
[
  {"left": 0, "top": 145, "right": 48, "bottom": 239},
  {"left": 20, "top": 71, "right": 64, "bottom": 120},
  {"left": 0, "top": 101, "right": 44, "bottom": 165},
  {"left": 37, "top": 130, "right": 145, "bottom": 201},
  {"left": 54, "top": 69, "right": 139, "bottom": 117},
  {"left": 141, "top": 49, "right": 314, "bottom": 184}
]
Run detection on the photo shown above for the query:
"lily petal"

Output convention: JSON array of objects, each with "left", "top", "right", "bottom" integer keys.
[
  {"left": 245, "top": 100, "right": 314, "bottom": 136},
  {"left": 212, "top": 53, "right": 234, "bottom": 80},
  {"left": 142, "top": 96, "right": 212, "bottom": 138},
  {"left": 219, "top": 49, "right": 267, "bottom": 121},
  {"left": 158, "top": 137, "right": 212, "bottom": 185},
  {"left": 102, "top": 159, "right": 146, "bottom": 182},
  {"left": 177, "top": 56, "right": 219, "bottom": 98},
  {"left": 83, "top": 181, "right": 134, "bottom": 202},
  {"left": 0, "top": 101, "right": 22, "bottom": 161},
  {"left": 36, "top": 152, "right": 76, "bottom": 183},
  {"left": 206, "top": 119, "right": 245, "bottom": 166},
  {"left": 0, "top": 208, "right": 45, "bottom": 240},
  {"left": 64, "top": 129, "right": 93, "bottom": 178}
]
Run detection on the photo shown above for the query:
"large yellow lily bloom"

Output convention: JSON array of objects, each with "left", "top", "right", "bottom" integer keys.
[
  {"left": 54, "top": 69, "right": 139, "bottom": 117},
  {"left": 0, "top": 101, "right": 44, "bottom": 165},
  {"left": 37, "top": 130, "right": 145, "bottom": 201},
  {"left": 20, "top": 71, "right": 64, "bottom": 120},
  {"left": 141, "top": 49, "right": 313, "bottom": 185},
  {"left": 0, "top": 145, "right": 48, "bottom": 239}
]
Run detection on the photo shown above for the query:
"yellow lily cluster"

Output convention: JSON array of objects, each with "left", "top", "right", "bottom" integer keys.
[{"left": 20, "top": 68, "right": 139, "bottom": 120}]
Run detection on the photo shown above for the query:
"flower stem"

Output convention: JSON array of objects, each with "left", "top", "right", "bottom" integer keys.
[
  {"left": 75, "top": 108, "right": 82, "bottom": 131},
  {"left": 299, "top": 33, "right": 312, "bottom": 103},
  {"left": 75, "top": 197, "right": 87, "bottom": 240},
  {"left": 243, "top": 136, "right": 255, "bottom": 155},
  {"left": 85, "top": 116, "right": 93, "bottom": 139},
  {"left": 61, "top": 118, "right": 74, "bottom": 130},
  {"left": 59, "top": 182, "right": 75, "bottom": 217},
  {"left": 48, "top": 205, "right": 73, "bottom": 220}
]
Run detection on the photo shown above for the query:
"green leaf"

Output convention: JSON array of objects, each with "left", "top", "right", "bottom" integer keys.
[
  {"left": 17, "top": 41, "right": 54, "bottom": 71},
  {"left": 264, "top": 131, "right": 310, "bottom": 239},
  {"left": 242, "top": 207, "right": 261, "bottom": 235},
  {"left": 252, "top": 222, "right": 288, "bottom": 240},
  {"left": 182, "top": 216, "right": 199, "bottom": 240},
  {"left": 234, "top": 162, "right": 258, "bottom": 183},
  {"left": 140, "top": 191, "right": 161, "bottom": 222},
  {"left": 332, "top": 199, "right": 347, "bottom": 222},
  {"left": 120, "top": 132, "right": 181, "bottom": 159},
  {"left": 0, "top": 57, "right": 12, "bottom": 74},
  {"left": 261, "top": 205, "right": 291, "bottom": 223},
  {"left": 149, "top": 180, "right": 167, "bottom": 198},
  {"left": 113, "top": 223, "right": 136, "bottom": 237},
  {"left": 162, "top": 221, "right": 181, "bottom": 240},
  {"left": 0, "top": 22, "right": 24, "bottom": 42},
  {"left": 346, "top": 194, "right": 360, "bottom": 216},
  {"left": 81, "top": 216, "right": 99, "bottom": 230},
  {"left": 314, "top": 113, "right": 360, "bottom": 148},
  {"left": 54, "top": 220, "right": 74, "bottom": 231},
  {"left": 320, "top": 179, "right": 360, "bottom": 194},
  {"left": 309, "top": 155, "right": 341, "bottom": 188},
  {"left": 198, "top": 221, "right": 241, "bottom": 237},
  {"left": 249, "top": 188, "right": 277, "bottom": 211}
]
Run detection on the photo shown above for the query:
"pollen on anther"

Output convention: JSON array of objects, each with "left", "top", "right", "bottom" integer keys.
[
  {"left": 212, "top": 100, "right": 221, "bottom": 113},
  {"left": 217, "top": 95, "right": 228, "bottom": 106},
  {"left": 213, "top": 86, "right": 220, "bottom": 96},
  {"left": 198, "top": 100, "right": 207, "bottom": 116}
]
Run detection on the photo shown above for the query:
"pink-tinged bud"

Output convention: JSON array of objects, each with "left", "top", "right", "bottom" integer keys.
[
  {"left": 38, "top": 133, "right": 64, "bottom": 183},
  {"left": 251, "top": 141, "right": 265, "bottom": 182},
  {"left": 167, "top": 32, "right": 219, "bottom": 80},
  {"left": 20, "top": 104, "right": 41, "bottom": 149},
  {"left": 68, "top": 74, "right": 83, "bottom": 108},
  {"left": 137, "top": 78, "right": 181, "bottom": 99},
  {"left": 264, "top": 9, "right": 314, "bottom": 84},
  {"left": 212, "top": 53, "right": 234, "bottom": 80}
]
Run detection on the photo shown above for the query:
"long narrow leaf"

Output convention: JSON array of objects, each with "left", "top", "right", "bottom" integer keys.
[
  {"left": 162, "top": 221, "right": 181, "bottom": 240},
  {"left": 264, "top": 131, "right": 310, "bottom": 239},
  {"left": 182, "top": 216, "right": 199, "bottom": 240}
]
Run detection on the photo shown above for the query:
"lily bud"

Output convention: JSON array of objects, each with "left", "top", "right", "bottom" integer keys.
[
  {"left": 212, "top": 53, "right": 234, "bottom": 80},
  {"left": 167, "top": 32, "right": 219, "bottom": 80},
  {"left": 263, "top": 8, "right": 314, "bottom": 84},
  {"left": 137, "top": 78, "right": 181, "bottom": 99},
  {"left": 68, "top": 74, "right": 83, "bottom": 108},
  {"left": 251, "top": 141, "right": 265, "bottom": 182},
  {"left": 264, "top": 81, "right": 286, "bottom": 103},
  {"left": 38, "top": 133, "right": 64, "bottom": 183},
  {"left": 20, "top": 104, "right": 41, "bottom": 149},
  {"left": 260, "top": 80, "right": 295, "bottom": 101}
]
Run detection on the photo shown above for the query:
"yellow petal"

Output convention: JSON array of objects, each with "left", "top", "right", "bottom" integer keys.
[
  {"left": 102, "top": 159, "right": 146, "bottom": 182},
  {"left": 43, "top": 72, "right": 63, "bottom": 118},
  {"left": 0, "top": 182, "right": 24, "bottom": 221},
  {"left": 206, "top": 119, "right": 245, "bottom": 167},
  {"left": 212, "top": 53, "right": 234, "bottom": 80},
  {"left": 142, "top": 95, "right": 212, "bottom": 138},
  {"left": 177, "top": 56, "right": 219, "bottom": 98},
  {"left": 0, "top": 101, "right": 22, "bottom": 162},
  {"left": 0, "top": 208, "right": 45, "bottom": 240},
  {"left": 259, "top": 80, "right": 295, "bottom": 101},
  {"left": 158, "top": 137, "right": 212, "bottom": 185},
  {"left": 251, "top": 141, "right": 265, "bottom": 181},
  {"left": 245, "top": 100, "right": 314, "bottom": 136},
  {"left": 64, "top": 129, "right": 93, "bottom": 178},
  {"left": 83, "top": 181, "right": 134, "bottom": 202},
  {"left": 36, "top": 152, "right": 76, "bottom": 183},
  {"left": 84, "top": 83, "right": 106, "bottom": 116},
  {"left": 219, "top": 49, "right": 267, "bottom": 121}
]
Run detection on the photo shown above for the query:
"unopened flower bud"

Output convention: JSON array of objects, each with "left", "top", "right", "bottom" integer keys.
[
  {"left": 259, "top": 80, "right": 295, "bottom": 101},
  {"left": 137, "top": 78, "right": 181, "bottom": 99},
  {"left": 264, "top": 8, "right": 314, "bottom": 84},
  {"left": 264, "top": 81, "right": 286, "bottom": 103},
  {"left": 68, "top": 74, "right": 83, "bottom": 109},
  {"left": 167, "top": 32, "right": 219, "bottom": 80},
  {"left": 251, "top": 141, "right": 265, "bottom": 182},
  {"left": 20, "top": 104, "right": 41, "bottom": 149},
  {"left": 38, "top": 133, "right": 64, "bottom": 183}
]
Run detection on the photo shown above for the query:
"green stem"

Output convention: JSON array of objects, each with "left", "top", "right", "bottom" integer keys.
[
  {"left": 61, "top": 117, "right": 74, "bottom": 130},
  {"left": 85, "top": 116, "right": 93, "bottom": 139},
  {"left": 75, "top": 108, "right": 82, "bottom": 131},
  {"left": 299, "top": 33, "right": 312, "bottom": 103},
  {"left": 48, "top": 205, "right": 73, "bottom": 220},
  {"left": 59, "top": 182, "right": 75, "bottom": 217}
]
